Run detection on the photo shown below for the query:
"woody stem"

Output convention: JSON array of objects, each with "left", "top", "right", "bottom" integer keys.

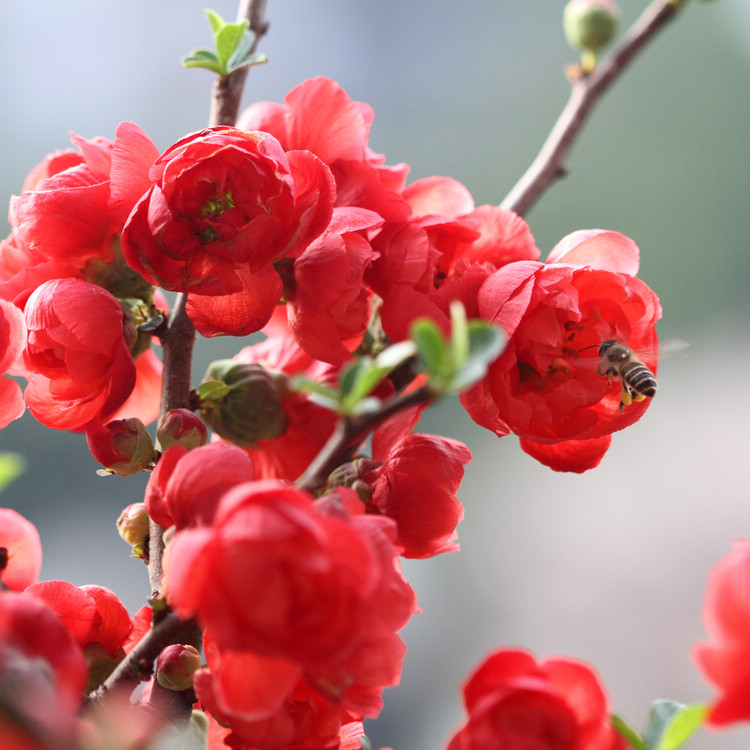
[{"left": 501, "top": 0, "right": 683, "bottom": 217}]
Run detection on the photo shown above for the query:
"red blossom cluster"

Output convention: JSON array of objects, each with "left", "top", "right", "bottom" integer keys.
[{"left": 0, "top": 73, "right": 678, "bottom": 749}]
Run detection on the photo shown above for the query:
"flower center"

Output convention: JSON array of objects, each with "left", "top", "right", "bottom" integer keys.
[{"left": 200, "top": 191, "right": 235, "bottom": 243}]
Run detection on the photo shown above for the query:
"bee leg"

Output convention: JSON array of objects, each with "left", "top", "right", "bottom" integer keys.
[{"left": 619, "top": 388, "right": 633, "bottom": 412}]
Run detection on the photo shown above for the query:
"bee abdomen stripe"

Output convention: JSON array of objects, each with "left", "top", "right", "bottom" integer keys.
[{"left": 620, "top": 362, "right": 657, "bottom": 396}]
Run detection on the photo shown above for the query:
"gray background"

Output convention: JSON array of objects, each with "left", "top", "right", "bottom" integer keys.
[{"left": 1, "top": 2, "right": 749, "bottom": 748}]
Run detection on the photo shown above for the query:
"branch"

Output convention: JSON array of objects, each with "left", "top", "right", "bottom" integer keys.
[
  {"left": 501, "top": 0, "right": 683, "bottom": 217},
  {"left": 296, "top": 384, "right": 433, "bottom": 493},
  {"left": 149, "top": 0, "right": 270, "bottom": 596},
  {"left": 208, "top": 0, "right": 270, "bottom": 127},
  {"left": 90, "top": 611, "right": 201, "bottom": 703}
]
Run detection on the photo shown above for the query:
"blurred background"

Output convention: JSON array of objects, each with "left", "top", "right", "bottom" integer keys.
[{"left": 1, "top": 1, "right": 749, "bottom": 748}]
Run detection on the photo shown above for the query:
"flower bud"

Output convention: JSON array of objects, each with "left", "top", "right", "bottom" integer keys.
[
  {"left": 86, "top": 418, "right": 157, "bottom": 476},
  {"left": 157, "top": 408, "right": 208, "bottom": 451},
  {"left": 564, "top": 0, "right": 619, "bottom": 71},
  {"left": 199, "top": 360, "right": 288, "bottom": 447},
  {"left": 326, "top": 457, "right": 382, "bottom": 502},
  {"left": 155, "top": 644, "right": 202, "bottom": 691},
  {"left": 116, "top": 502, "right": 150, "bottom": 548},
  {"left": 83, "top": 236, "right": 155, "bottom": 303}
]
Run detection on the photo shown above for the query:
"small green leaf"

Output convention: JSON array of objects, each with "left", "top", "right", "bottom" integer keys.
[
  {"left": 289, "top": 376, "right": 339, "bottom": 404},
  {"left": 182, "top": 49, "right": 222, "bottom": 73},
  {"left": 343, "top": 367, "right": 389, "bottom": 410},
  {"left": 654, "top": 703, "right": 708, "bottom": 750},
  {"left": 227, "top": 27, "right": 255, "bottom": 68},
  {"left": 205, "top": 9, "right": 225, "bottom": 36},
  {"left": 449, "top": 300, "right": 470, "bottom": 371},
  {"left": 374, "top": 340, "right": 417, "bottom": 371},
  {"left": 612, "top": 714, "right": 647, "bottom": 750},
  {"left": 349, "top": 396, "right": 384, "bottom": 417},
  {"left": 226, "top": 52, "right": 268, "bottom": 75},
  {"left": 453, "top": 322, "right": 505, "bottom": 390},
  {"left": 411, "top": 318, "right": 446, "bottom": 378},
  {"left": 0, "top": 453, "right": 26, "bottom": 494},
  {"left": 198, "top": 380, "right": 231, "bottom": 401},
  {"left": 215, "top": 21, "right": 250, "bottom": 69}
]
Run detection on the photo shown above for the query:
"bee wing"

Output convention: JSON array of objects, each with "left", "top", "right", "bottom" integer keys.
[{"left": 656, "top": 338, "right": 690, "bottom": 358}]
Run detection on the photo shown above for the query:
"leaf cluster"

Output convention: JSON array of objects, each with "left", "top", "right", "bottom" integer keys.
[
  {"left": 613, "top": 700, "right": 708, "bottom": 750},
  {"left": 182, "top": 9, "right": 267, "bottom": 77}
]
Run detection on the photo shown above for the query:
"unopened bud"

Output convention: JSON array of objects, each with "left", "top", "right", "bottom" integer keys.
[
  {"left": 564, "top": 0, "right": 619, "bottom": 72},
  {"left": 86, "top": 418, "right": 157, "bottom": 477},
  {"left": 157, "top": 408, "right": 208, "bottom": 451},
  {"left": 117, "top": 502, "right": 150, "bottom": 548},
  {"left": 199, "top": 360, "right": 288, "bottom": 447},
  {"left": 84, "top": 236, "right": 155, "bottom": 303},
  {"left": 156, "top": 644, "right": 202, "bottom": 691},
  {"left": 326, "top": 458, "right": 382, "bottom": 502}
]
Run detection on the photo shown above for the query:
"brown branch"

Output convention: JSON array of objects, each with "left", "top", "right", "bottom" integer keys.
[
  {"left": 208, "top": 0, "right": 270, "bottom": 127},
  {"left": 90, "top": 611, "right": 202, "bottom": 703},
  {"left": 120, "top": 2, "right": 272, "bottom": 723},
  {"left": 296, "top": 384, "right": 434, "bottom": 493},
  {"left": 501, "top": 0, "right": 683, "bottom": 217}
]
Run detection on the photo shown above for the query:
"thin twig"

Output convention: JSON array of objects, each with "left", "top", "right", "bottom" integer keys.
[
  {"left": 501, "top": 0, "right": 682, "bottom": 217},
  {"left": 296, "top": 384, "right": 433, "bottom": 493},
  {"left": 90, "top": 612, "right": 202, "bottom": 702},
  {"left": 122, "top": 0, "right": 271, "bottom": 721}
]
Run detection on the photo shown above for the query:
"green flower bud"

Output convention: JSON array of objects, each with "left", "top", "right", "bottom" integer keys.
[
  {"left": 83, "top": 235, "right": 155, "bottom": 303},
  {"left": 564, "top": 0, "right": 619, "bottom": 72},
  {"left": 116, "top": 502, "right": 150, "bottom": 548},
  {"left": 199, "top": 360, "right": 288, "bottom": 447}
]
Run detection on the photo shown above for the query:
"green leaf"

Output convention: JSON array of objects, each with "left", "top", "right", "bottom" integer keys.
[
  {"left": 411, "top": 318, "right": 446, "bottom": 378},
  {"left": 612, "top": 714, "right": 647, "bottom": 750},
  {"left": 653, "top": 703, "right": 708, "bottom": 750},
  {"left": 215, "top": 21, "right": 250, "bottom": 69},
  {"left": 197, "top": 380, "right": 231, "bottom": 401},
  {"left": 449, "top": 300, "right": 470, "bottom": 371},
  {"left": 226, "top": 52, "right": 268, "bottom": 75},
  {"left": 182, "top": 49, "right": 222, "bottom": 73},
  {"left": 205, "top": 9, "right": 225, "bottom": 36},
  {"left": 289, "top": 375, "right": 340, "bottom": 407},
  {"left": 226, "top": 27, "right": 256, "bottom": 71},
  {"left": 0, "top": 453, "right": 26, "bottom": 494},
  {"left": 453, "top": 321, "right": 506, "bottom": 391}
]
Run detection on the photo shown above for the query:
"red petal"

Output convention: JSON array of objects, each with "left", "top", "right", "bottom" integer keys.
[{"left": 519, "top": 436, "right": 612, "bottom": 473}]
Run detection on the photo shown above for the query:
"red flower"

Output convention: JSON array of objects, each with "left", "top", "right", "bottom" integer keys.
[
  {"left": 445, "top": 649, "right": 625, "bottom": 750},
  {"left": 0, "top": 297, "right": 26, "bottom": 428},
  {"left": 368, "top": 176, "right": 539, "bottom": 344},
  {"left": 461, "top": 230, "right": 661, "bottom": 472},
  {"left": 693, "top": 541, "right": 750, "bottom": 726},
  {"left": 362, "top": 413, "right": 470, "bottom": 559},
  {"left": 164, "top": 480, "right": 416, "bottom": 718},
  {"left": 0, "top": 508, "right": 42, "bottom": 591},
  {"left": 22, "top": 277, "right": 137, "bottom": 431},
  {"left": 196, "top": 640, "right": 364, "bottom": 750},
  {"left": 237, "top": 76, "right": 411, "bottom": 223},
  {"left": 0, "top": 591, "right": 88, "bottom": 746},
  {"left": 121, "top": 126, "right": 336, "bottom": 336},
  {"left": 23, "top": 581, "right": 132, "bottom": 658},
  {"left": 5, "top": 123, "right": 158, "bottom": 276},
  {"left": 285, "top": 206, "right": 382, "bottom": 365},
  {"left": 145, "top": 442, "right": 256, "bottom": 529}
]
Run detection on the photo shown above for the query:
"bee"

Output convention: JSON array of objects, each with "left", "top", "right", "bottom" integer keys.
[{"left": 596, "top": 339, "right": 657, "bottom": 412}]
